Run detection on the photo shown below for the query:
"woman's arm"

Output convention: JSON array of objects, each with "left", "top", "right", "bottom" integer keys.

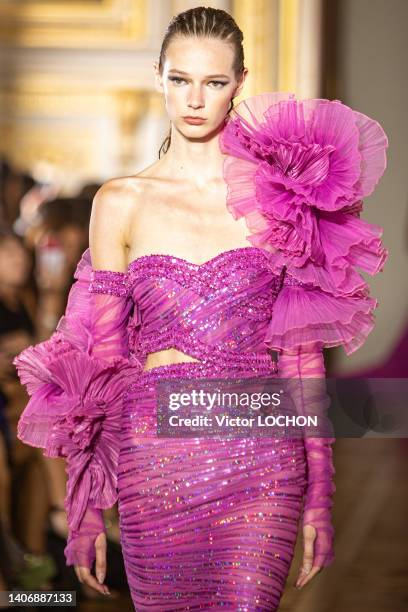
[
  {"left": 13, "top": 182, "right": 137, "bottom": 595},
  {"left": 69, "top": 183, "right": 130, "bottom": 592},
  {"left": 89, "top": 181, "right": 130, "bottom": 272},
  {"left": 277, "top": 346, "right": 336, "bottom": 589}
]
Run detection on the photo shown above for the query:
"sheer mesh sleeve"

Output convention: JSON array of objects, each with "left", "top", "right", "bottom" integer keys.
[
  {"left": 13, "top": 249, "right": 138, "bottom": 569},
  {"left": 277, "top": 344, "right": 336, "bottom": 568},
  {"left": 219, "top": 90, "right": 389, "bottom": 572}
]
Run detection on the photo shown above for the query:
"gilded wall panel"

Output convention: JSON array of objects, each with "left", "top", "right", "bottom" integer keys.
[{"left": 0, "top": 0, "right": 148, "bottom": 48}]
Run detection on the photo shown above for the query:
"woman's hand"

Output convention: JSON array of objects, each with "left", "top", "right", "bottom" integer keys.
[
  {"left": 295, "top": 524, "right": 323, "bottom": 589},
  {"left": 74, "top": 532, "right": 110, "bottom": 596}
]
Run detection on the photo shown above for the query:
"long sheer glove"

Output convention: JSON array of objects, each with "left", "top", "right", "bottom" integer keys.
[
  {"left": 278, "top": 346, "right": 336, "bottom": 568},
  {"left": 57, "top": 285, "right": 134, "bottom": 569},
  {"left": 13, "top": 252, "right": 138, "bottom": 570},
  {"left": 64, "top": 506, "right": 106, "bottom": 568}
]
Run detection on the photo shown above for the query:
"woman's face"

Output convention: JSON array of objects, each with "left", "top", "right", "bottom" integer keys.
[
  {"left": 0, "top": 237, "right": 30, "bottom": 287},
  {"left": 155, "top": 36, "right": 247, "bottom": 139}
]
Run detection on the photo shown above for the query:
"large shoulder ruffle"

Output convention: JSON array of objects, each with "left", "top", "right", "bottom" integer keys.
[
  {"left": 13, "top": 248, "right": 137, "bottom": 531},
  {"left": 220, "top": 92, "right": 389, "bottom": 355}
]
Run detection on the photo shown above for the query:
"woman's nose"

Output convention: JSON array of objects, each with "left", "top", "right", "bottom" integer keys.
[{"left": 187, "top": 86, "right": 205, "bottom": 109}]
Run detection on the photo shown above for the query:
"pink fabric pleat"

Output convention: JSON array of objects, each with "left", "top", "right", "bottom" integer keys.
[
  {"left": 13, "top": 249, "right": 137, "bottom": 568},
  {"left": 220, "top": 91, "right": 389, "bottom": 355},
  {"left": 12, "top": 90, "right": 389, "bottom": 608},
  {"left": 118, "top": 360, "right": 307, "bottom": 610}
]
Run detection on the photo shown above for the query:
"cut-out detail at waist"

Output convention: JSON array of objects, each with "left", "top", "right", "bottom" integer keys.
[
  {"left": 143, "top": 349, "right": 200, "bottom": 372},
  {"left": 124, "top": 353, "right": 279, "bottom": 400}
]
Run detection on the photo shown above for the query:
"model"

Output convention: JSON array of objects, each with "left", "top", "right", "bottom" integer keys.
[{"left": 13, "top": 7, "right": 388, "bottom": 610}]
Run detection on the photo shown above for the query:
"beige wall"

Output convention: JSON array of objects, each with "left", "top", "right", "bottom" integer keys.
[{"left": 332, "top": 0, "right": 408, "bottom": 372}]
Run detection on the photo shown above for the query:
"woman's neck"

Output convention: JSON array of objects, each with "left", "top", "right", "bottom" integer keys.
[{"left": 160, "top": 121, "right": 227, "bottom": 187}]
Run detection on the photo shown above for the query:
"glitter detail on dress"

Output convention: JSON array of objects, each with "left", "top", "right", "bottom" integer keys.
[
  {"left": 90, "top": 269, "right": 130, "bottom": 297},
  {"left": 119, "top": 360, "right": 307, "bottom": 611},
  {"left": 13, "top": 89, "right": 388, "bottom": 610},
  {"left": 14, "top": 246, "right": 306, "bottom": 610}
]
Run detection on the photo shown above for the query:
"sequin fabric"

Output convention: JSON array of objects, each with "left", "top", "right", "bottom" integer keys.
[{"left": 87, "top": 247, "right": 308, "bottom": 610}]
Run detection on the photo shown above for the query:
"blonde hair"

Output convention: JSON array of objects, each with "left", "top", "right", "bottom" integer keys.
[{"left": 157, "top": 6, "right": 245, "bottom": 158}]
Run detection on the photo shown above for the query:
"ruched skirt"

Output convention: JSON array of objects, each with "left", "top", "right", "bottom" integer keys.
[{"left": 117, "top": 358, "right": 307, "bottom": 611}]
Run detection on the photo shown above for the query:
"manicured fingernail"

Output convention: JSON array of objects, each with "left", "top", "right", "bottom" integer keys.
[{"left": 97, "top": 573, "right": 104, "bottom": 584}]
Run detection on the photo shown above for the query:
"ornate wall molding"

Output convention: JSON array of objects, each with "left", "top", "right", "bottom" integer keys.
[
  {"left": 232, "top": 0, "right": 323, "bottom": 98},
  {"left": 0, "top": 0, "right": 148, "bottom": 48},
  {"left": 0, "top": 1, "right": 323, "bottom": 187},
  {"left": 278, "top": 0, "right": 323, "bottom": 97},
  {"left": 233, "top": 0, "right": 278, "bottom": 98}
]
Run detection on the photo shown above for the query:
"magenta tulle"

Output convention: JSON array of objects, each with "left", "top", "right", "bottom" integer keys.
[
  {"left": 56, "top": 248, "right": 134, "bottom": 359},
  {"left": 13, "top": 248, "right": 137, "bottom": 568},
  {"left": 64, "top": 505, "right": 106, "bottom": 568},
  {"left": 267, "top": 279, "right": 378, "bottom": 355},
  {"left": 12, "top": 90, "right": 389, "bottom": 607},
  {"left": 277, "top": 349, "right": 336, "bottom": 568},
  {"left": 220, "top": 91, "right": 389, "bottom": 354}
]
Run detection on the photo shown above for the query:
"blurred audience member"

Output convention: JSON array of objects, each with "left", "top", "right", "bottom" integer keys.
[
  {"left": 32, "top": 197, "right": 92, "bottom": 339},
  {"left": 0, "top": 159, "right": 36, "bottom": 229},
  {"left": 0, "top": 228, "right": 56, "bottom": 590}
]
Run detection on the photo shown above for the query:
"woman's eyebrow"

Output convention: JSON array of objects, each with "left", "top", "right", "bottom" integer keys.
[{"left": 168, "top": 70, "right": 230, "bottom": 79}]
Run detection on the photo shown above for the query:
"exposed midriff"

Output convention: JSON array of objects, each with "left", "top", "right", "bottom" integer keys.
[{"left": 143, "top": 348, "right": 200, "bottom": 372}]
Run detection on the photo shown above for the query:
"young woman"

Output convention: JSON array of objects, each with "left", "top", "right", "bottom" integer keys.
[{"left": 13, "top": 7, "right": 388, "bottom": 610}]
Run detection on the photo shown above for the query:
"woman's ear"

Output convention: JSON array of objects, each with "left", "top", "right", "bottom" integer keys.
[
  {"left": 154, "top": 62, "right": 164, "bottom": 93},
  {"left": 234, "top": 67, "right": 249, "bottom": 99}
]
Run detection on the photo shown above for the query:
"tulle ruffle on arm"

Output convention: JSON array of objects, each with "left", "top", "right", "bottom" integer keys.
[
  {"left": 220, "top": 91, "right": 389, "bottom": 570},
  {"left": 220, "top": 91, "right": 389, "bottom": 355},
  {"left": 13, "top": 248, "right": 139, "bottom": 568},
  {"left": 265, "top": 269, "right": 379, "bottom": 355}
]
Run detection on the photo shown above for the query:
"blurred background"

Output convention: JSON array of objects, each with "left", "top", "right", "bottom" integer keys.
[{"left": 0, "top": 1, "right": 406, "bottom": 610}]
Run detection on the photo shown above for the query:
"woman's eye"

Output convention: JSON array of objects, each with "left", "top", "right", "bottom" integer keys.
[
  {"left": 168, "top": 77, "right": 185, "bottom": 85},
  {"left": 208, "top": 80, "right": 227, "bottom": 88},
  {"left": 168, "top": 77, "right": 227, "bottom": 88}
]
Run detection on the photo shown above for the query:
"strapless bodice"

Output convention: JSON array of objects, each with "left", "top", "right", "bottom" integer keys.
[{"left": 91, "top": 247, "right": 284, "bottom": 370}]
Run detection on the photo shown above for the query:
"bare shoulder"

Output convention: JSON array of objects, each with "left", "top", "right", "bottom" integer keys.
[
  {"left": 89, "top": 169, "right": 161, "bottom": 271},
  {"left": 92, "top": 175, "right": 145, "bottom": 216},
  {"left": 89, "top": 177, "right": 143, "bottom": 271},
  {"left": 93, "top": 160, "right": 164, "bottom": 215}
]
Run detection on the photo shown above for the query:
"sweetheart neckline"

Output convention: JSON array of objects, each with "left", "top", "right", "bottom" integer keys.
[{"left": 126, "top": 245, "right": 270, "bottom": 272}]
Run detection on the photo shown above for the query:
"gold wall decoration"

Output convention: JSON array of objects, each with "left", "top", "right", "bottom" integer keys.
[
  {"left": 232, "top": 0, "right": 278, "bottom": 98},
  {"left": 278, "top": 0, "right": 299, "bottom": 92},
  {"left": 0, "top": 0, "right": 148, "bottom": 48},
  {"left": 0, "top": 82, "right": 154, "bottom": 185},
  {"left": 114, "top": 89, "right": 149, "bottom": 173},
  {"left": 0, "top": 84, "right": 118, "bottom": 185},
  {"left": 233, "top": 0, "right": 323, "bottom": 98}
]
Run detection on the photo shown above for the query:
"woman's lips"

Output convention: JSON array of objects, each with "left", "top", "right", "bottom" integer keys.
[{"left": 183, "top": 117, "right": 206, "bottom": 125}]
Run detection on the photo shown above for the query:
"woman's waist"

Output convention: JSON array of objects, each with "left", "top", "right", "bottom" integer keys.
[
  {"left": 124, "top": 351, "right": 277, "bottom": 401},
  {"left": 130, "top": 330, "right": 273, "bottom": 370}
]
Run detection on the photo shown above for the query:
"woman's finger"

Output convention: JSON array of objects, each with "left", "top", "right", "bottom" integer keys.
[
  {"left": 82, "top": 572, "right": 110, "bottom": 595},
  {"left": 95, "top": 532, "right": 107, "bottom": 585},
  {"left": 296, "top": 528, "right": 315, "bottom": 586},
  {"left": 296, "top": 565, "right": 322, "bottom": 589},
  {"left": 76, "top": 566, "right": 110, "bottom": 595},
  {"left": 74, "top": 566, "right": 83, "bottom": 583}
]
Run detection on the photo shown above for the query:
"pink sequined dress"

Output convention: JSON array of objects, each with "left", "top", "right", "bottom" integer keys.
[{"left": 13, "top": 92, "right": 388, "bottom": 610}]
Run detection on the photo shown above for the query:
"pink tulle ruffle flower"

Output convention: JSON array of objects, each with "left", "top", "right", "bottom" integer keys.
[
  {"left": 220, "top": 92, "right": 389, "bottom": 354},
  {"left": 49, "top": 395, "right": 106, "bottom": 455},
  {"left": 220, "top": 92, "right": 388, "bottom": 291}
]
